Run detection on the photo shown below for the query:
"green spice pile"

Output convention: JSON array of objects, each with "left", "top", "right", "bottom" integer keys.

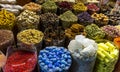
[
  {"left": 42, "top": 0, "right": 57, "bottom": 13},
  {"left": 65, "top": 24, "right": 85, "bottom": 39},
  {"left": 0, "top": 9, "right": 15, "bottom": 30},
  {"left": 17, "top": 29, "right": 44, "bottom": 45},
  {"left": 85, "top": 24, "right": 105, "bottom": 40},
  {"left": 40, "top": 13, "right": 59, "bottom": 31},
  {"left": 73, "top": 2, "right": 87, "bottom": 14},
  {"left": 16, "top": 10, "right": 40, "bottom": 31},
  {"left": 44, "top": 27, "right": 65, "bottom": 46},
  {"left": 92, "top": 13, "right": 109, "bottom": 26},
  {"left": 59, "top": 11, "right": 78, "bottom": 29}
]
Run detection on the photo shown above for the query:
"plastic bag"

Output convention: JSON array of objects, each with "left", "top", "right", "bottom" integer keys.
[
  {"left": 68, "top": 35, "right": 97, "bottom": 72},
  {"left": 0, "top": 0, "right": 16, "bottom": 4},
  {"left": 3, "top": 46, "right": 37, "bottom": 72}
]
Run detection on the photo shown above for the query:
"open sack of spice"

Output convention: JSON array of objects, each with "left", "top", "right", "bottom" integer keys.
[
  {"left": 0, "top": 4, "right": 23, "bottom": 16},
  {"left": 3, "top": 46, "right": 37, "bottom": 72},
  {"left": 44, "top": 27, "right": 65, "bottom": 47},
  {"left": 38, "top": 46, "right": 72, "bottom": 72},
  {"left": 0, "top": 0, "right": 16, "bottom": 4},
  {"left": 0, "top": 9, "right": 15, "bottom": 30},
  {"left": 16, "top": 10, "right": 40, "bottom": 31},
  {"left": 68, "top": 35, "right": 97, "bottom": 72},
  {"left": 0, "top": 30, "right": 14, "bottom": 54},
  {"left": 0, "top": 51, "right": 6, "bottom": 72},
  {"left": 94, "top": 42, "right": 119, "bottom": 72},
  {"left": 17, "top": 29, "right": 44, "bottom": 52},
  {"left": 23, "top": 2, "right": 42, "bottom": 14}
]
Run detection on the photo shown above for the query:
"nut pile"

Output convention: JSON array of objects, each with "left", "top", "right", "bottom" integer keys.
[
  {"left": 85, "top": 24, "right": 105, "bottom": 40},
  {"left": 92, "top": 13, "right": 109, "bottom": 26},
  {"left": 16, "top": 10, "right": 40, "bottom": 31},
  {"left": 0, "top": 9, "right": 15, "bottom": 30},
  {"left": 17, "top": 29, "right": 44, "bottom": 44},
  {"left": 42, "top": 0, "right": 57, "bottom": 13},
  {"left": 59, "top": 10, "right": 78, "bottom": 29}
]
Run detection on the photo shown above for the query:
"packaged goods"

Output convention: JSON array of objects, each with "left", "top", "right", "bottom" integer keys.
[
  {"left": 38, "top": 46, "right": 72, "bottom": 72},
  {"left": 0, "top": 9, "right": 15, "bottom": 30},
  {"left": 91, "top": 13, "right": 109, "bottom": 26},
  {"left": 0, "top": 30, "right": 14, "bottom": 54},
  {"left": 16, "top": 10, "right": 40, "bottom": 31},
  {"left": 42, "top": 0, "right": 57, "bottom": 13},
  {"left": 68, "top": 35, "right": 97, "bottom": 72},
  {"left": 17, "top": 29, "right": 44, "bottom": 51},
  {"left": 59, "top": 10, "right": 78, "bottom": 29},
  {"left": 94, "top": 42, "right": 119, "bottom": 72},
  {"left": 77, "top": 12, "right": 94, "bottom": 26},
  {"left": 3, "top": 46, "right": 37, "bottom": 72},
  {"left": 85, "top": 24, "right": 105, "bottom": 40}
]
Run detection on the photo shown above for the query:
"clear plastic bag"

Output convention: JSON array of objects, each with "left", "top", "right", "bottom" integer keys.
[
  {"left": 3, "top": 46, "right": 37, "bottom": 72},
  {"left": 68, "top": 35, "right": 98, "bottom": 72}
]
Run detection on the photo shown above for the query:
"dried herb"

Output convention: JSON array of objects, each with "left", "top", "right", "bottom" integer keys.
[
  {"left": 73, "top": 2, "right": 87, "bottom": 14},
  {"left": 40, "top": 13, "right": 59, "bottom": 31},
  {"left": 42, "top": 0, "right": 57, "bottom": 13},
  {"left": 23, "top": 2, "right": 42, "bottom": 13},
  {"left": 44, "top": 27, "right": 65, "bottom": 47},
  {"left": 77, "top": 12, "right": 94, "bottom": 26},
  {"left": 65, "top": 24, "right": 85, "bottom": 39},
  {"left": 16, "top": 10, "right": 40, "bottom": 31},
  {"left": 101, "top": 25, "right": 120, "bottom": 40},
  {"left": 0, "top": 30, "right": 14, "bottom": 54},
  {"left": 85, "top": 24, "right": 105, "bottom": 40},
  {"left": 0, "top": 9, "right": 15, "bottom": 30},
  {"left": 58, "top": 1, "right": 73, "bottom": 14},
  {"left": 59, "top": 10, "right": 78, "bottom": 29},
  {"left": 17, "top": 29, "right": 44, "bottom": 45}
]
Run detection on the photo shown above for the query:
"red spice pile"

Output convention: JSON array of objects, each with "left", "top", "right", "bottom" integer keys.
[{"left": 3, "top": 51, "right": 37, "bottom": 72}]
